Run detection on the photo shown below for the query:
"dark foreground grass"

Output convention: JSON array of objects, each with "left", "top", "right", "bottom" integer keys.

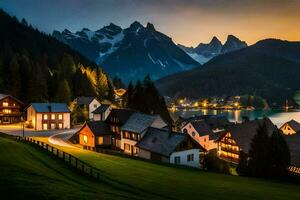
[{"left": 2, "top": 137, "right": 300, "bottom": 200}]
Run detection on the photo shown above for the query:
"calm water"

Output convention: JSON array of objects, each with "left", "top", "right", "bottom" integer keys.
[{"left": 170, "top": 109, "right": 300, "bottom": 127}]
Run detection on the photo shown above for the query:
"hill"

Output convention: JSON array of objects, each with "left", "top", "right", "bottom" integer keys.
[
  {"left": 0, "top": 10, "right": 113, "bottom": 103},
  {"left": 53, "top": 22, "right": 199, "bottom": 82},
  {"left": 157, "top": 39, "right": 300, "bottom": 106}
]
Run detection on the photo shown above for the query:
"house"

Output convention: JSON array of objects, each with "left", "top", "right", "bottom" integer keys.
[
  {"left": 74, "top": 121, "right": 113, "bottom": 150},
  {"left": 120, "top": 113, "right": 167, "bottom": 155},
  {"left": 0, "top": 94, "right": 24, "bottom": 124},
  {"left": 105, "top": 108, "right": 134, "bottom": 149},
  {"left": 181, "top": 120, "right": 219, "bottom": 150},
  {"left": 280, "top": 120, "right": 300, "bottom": 135},
  {"left": 26, "top": 103, "right": 70, "bottom": 131},
  {"left": 216, "top": 118, "right": 277, "bottom": 163},
  {"left": 92, "top": 104, "right": 112, "bottom": 121},
  {"left": 136, "top": 127, "right": 206, "bottom": 168},
  {"left": 76, "top": 96, "right": 101, "bottom": 119},
  {"left": 284, "top": 133, "right": 300, "bottom": 175}
]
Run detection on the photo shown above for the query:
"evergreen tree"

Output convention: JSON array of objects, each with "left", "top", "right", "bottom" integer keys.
[
  {"left": 56, "top": 79, "right": 71, "bottom": 103},
  {"left": 8, "top": 55, "right": 21, "bottom": 97},
  {"left": 269, "top": 130, "right": 291, "bottom": 178},
  {"left": 126, "top": 81, "right": 134, "bottom": 108},
  {"left": 237, "top": 151, "right": 249, "bottom": 176},
  {"left": 248, "top": 119, "right": 271, "bottom": 178}
]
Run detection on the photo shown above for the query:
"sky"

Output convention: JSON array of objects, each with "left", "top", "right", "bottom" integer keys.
[{"left": 1, "top": 0, "right": 300, "bottom": 46}]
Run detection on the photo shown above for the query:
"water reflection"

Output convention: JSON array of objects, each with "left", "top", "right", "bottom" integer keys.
[{"left": 170, "top": 109, "right": 300, "bottom": 127}]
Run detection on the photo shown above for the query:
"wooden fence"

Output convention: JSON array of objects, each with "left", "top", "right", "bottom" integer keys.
[{"left": 15, "top": 136, "right": 102, "bottom": 180}]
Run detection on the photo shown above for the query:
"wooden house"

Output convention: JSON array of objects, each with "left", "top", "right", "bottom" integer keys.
[
  {"left": 76, "top": 96, "right": 101, "bottom": 120},
  {"left": 75, "top": 121, "right": 113, "bottom": 150},
  {"left": 136, "top": 127, "right": 206, "bottom": 168},
  {"left": 26, "top": 103, "right": 70, "bottom": 131},
  {"left": 216, "top": 118, "right": 277, "bottom": 163},
  {"left": 0, "top": 94, "right": 24, "bottom": 124},
  {"left": 280, "top": 120, "right": 300, "bottom": 135},
  {"left": 120, "top": 113, "right": 167, "bottom": 155}
]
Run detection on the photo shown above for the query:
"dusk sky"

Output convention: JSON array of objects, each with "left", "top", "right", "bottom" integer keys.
[{"left": 1, "top": 0, "right": 300, "bottom": 46}]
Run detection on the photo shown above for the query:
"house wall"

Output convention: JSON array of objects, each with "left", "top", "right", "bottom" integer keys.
[
  {"left": 93, "top": 107, "right": 112, "bottom": 121},
  {"left": 0, "top": 96, "right": 23, "bottom": 124},
  {"left": 36, "top": 113, "right": 43, "bottom": 131},
  {"left": 151, "top": 116, "right": 167, "bottom": 129},
  {"left": 170, "top": 149, "right": 200, "bottom": 168},
  {"left": 138, "top": 149, "right": 169, "bottom": 163},
  {"left": 29, "top": 111, "right": 70, "bottom": 131},
  {"left": 217, "top": 132, "right": 240, "bottom": 163},
  {"left": 89, "top": 99, "right": 101, "bottom": 119},
  {"left": 93, "top": 114, "right": 101, "bottom": 121},
  {"left": 63, "top": 113, "right": 70, "bottom": 129},
  {"left": 78, "top": 125, "right": 95, "bottom": 148},
  {"left": 26, "top": 105, "right": 36, "bottom": 128},
  {"left": 182, "top": 123, "right": 211, "bottom": 150},
  {"left": 280, "top": 123, "right": 296, "bottom": 135}
]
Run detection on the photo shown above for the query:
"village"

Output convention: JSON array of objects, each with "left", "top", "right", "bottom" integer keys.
[{"left": 1, "top": 93, "right": 300, "bottom": 175}]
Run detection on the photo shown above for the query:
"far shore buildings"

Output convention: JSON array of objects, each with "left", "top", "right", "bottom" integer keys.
[
  {"left": 0, "top": 94, "right": 24, "bottom": 124},
  {"left": 26, "top": 103, "right": 70, "bottom": 131},
  {"left": 216, "top": 118, "right": 277, "bottom": 163},
  {"left": 280, "top": 119, "right": 300, "bottom": 135},
  {"left": 75, "top": 96, "right": 101, "bottom": 120}
]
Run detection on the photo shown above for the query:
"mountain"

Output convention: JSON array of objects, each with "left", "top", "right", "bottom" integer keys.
[
  {"left": 53, "top": 22, "right": 199, "bottom": 82},
  {"left": 0, "top": 10, "right": 113, "bottom": 103},
  {"left": 178, "top": 35, "right": 247, "bottom": 64},
  {"left": 157, "top": 39, "right": 300, "bottom": 106}
]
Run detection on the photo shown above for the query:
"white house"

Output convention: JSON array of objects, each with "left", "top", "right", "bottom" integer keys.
[
  {"left": 76, "top": 97, "right": 101, "bottom": 120},
  {"left": 92, "top": 104, "right": 112, "bottom": 121},
  {"left": 136, "top": 127, "right": 206, "bottom": 168},
  {"left": 120, "top": 113, "right": 167, "bottom": 155},
  {"left": 26, "top": 103, "right": 70, "bottom": 131}
]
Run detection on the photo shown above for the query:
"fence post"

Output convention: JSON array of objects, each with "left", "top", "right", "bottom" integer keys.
[{"left": 51, "top": 146, "right": 54, "bottom": 153}]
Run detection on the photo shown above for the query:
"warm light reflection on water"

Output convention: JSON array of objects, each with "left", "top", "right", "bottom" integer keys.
[{"left": 170, "top": 109, "right": 300, "bottom": 127}]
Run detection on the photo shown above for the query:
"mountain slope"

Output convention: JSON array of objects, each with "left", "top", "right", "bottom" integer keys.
[
  {"left": 53, "top": 22, "right": 199, "bottom": 82},
  {"left": 157, "top": 39, "right": 300, "bottom": 106},
  {"left": 178, "top": 35, "right": 247, "bottom": 64},
  {"left": 0, "top": 10, "right": 113, "bottom": 103}
]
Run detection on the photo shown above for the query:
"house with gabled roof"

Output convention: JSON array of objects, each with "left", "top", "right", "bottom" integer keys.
[
  {"left": 75, "top": 96, "right": 101, "bottom": 119},
  {"left": 216, "top": 118, "right": 277, "bottom": 163},
  {"left": 280, "top": 119, "right": 300, "bottom": 135},
  {"left": 136, "top": 127, "right": 206, "bottom": 168},
  {"left": 73, "top": 120, "right": 114, "bottom": 150},
  {"left": 120, "top": 113, "right": 167, "bottom": 155},
  {"left": 0, "top": 93, "right": 24, "bottom": 124},
  {"left": 92, "top": 104, "right": 112, "bottom": 121},
  {"left": 26, "top": 103, "right": 70, "bottom": 131}
]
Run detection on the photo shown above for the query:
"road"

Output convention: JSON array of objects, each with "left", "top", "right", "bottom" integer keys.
[{"left": 48, "top": 129, "right": 79, "bottom": 148}]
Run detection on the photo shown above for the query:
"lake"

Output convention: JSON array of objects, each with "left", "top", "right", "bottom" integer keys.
[{"left": 170, "top": 109, "right": 300, "bottom": 127}]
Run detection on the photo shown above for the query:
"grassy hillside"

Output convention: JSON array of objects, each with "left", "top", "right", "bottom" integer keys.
[{"left": 30, "top": 137, "right": 300, "bottom": 200}]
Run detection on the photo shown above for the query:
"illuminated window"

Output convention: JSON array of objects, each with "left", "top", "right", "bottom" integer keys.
[
  {"left": 43, "top": 123, "right": 47, "bottom": 130},
  {"left": 51, "top": 123, "right": 56, "bottom": 129},
  {"left": 94, "top": 104, "right": 98, "bottom": 108},
  {"left": 51, "top": 114, "right": 56, "bottom": 120},
  {"left": 2, "top": 109, "right": 11, "bottom": 114},
  {"left": 43, "top": 114, "right": 48, "bottom": 120},
  {"left": 124, "top": 143, "right": 130, "bottom": 151},
  {"left": 98, "top": 137, "right": 103, "bottom": 145},
  {"left": 3, "top": 102, "right": 8, "bottom": 107},
  {"left": 83, "top": 135, "right": 88, "bottom": 144},
  {"left": 58, "top": 114, "right": 63, "bottom": 120},
  {"left": 58, "top": 123, "right": 63, "bottom": 129}
]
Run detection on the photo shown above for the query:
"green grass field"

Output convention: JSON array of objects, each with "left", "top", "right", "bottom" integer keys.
[{"left": 2, "top": 136, "right": 300, "bottom": 200}]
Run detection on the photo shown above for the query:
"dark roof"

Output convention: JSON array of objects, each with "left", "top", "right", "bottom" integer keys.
[
  {"left": 30, "top": 103, "right": 70, "bottom": 113},
  {"left": 189, "top": 120, "right": 214, "bottom": 136},
  {"left": 282, "top": 120, "right": 300, "bottom": 132},
  {"left": 221, "top": 118, "right": 277, "bottom": 153},
  {"left": 92, "top": 104, "right": 111, "bottom": 114},
  {"left": 84, "top": 121, "right": 113, "bottom": 136},
  {"left": 181, "top": 115, "right": 230, "bottom": 129},
  {"left": 136, "top": 127, "right": 204, "bottom": 157},
  {"left": 76, "top": 96, "right": 97, "bottom": 105},
  {"left": 285, "top": 133, "right": 300, "bottom": 167},
  {"left": 105, "top": 108, "right": 134, "bottom": 125},
  {"left": 121, "top": 113, "right": 158, "bottom": 134},
  {"left": 0, "top": 93, "right": 24, "bottom": 105}
]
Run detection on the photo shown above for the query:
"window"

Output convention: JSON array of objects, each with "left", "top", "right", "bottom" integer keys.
[
  {"left": 51, "top": 123, "right": 56, "bottom": 129},
  {"left": 43, "top": 123, "right": 47, "bottom": 130},
  {"left": 2, "top": 109, "right": 11, "bottom": 114},
  {"left": 94, "top": 104, "right": 98, "bottom": 108},
  {"left": 58, "top": 123, "right": 63, "bottom": 129},
  {"left": 124, "top": 143, "right": 131, "bottom": 151},
  {"left": 83, "top": 135, "right": 88, "bottom": 144},
  {"left": 43, "top": 114, "right": 48, "bottom": 120},
  {"left": 192, "top": 132, "right": 196, "bottom": 137},
  {"left": 51, "top": 114, "right": 56, "bottom": 120},
  {"left": 98, "top": 137, "right": 103, "bottom": 145},
  {"left": 58, "top": 114, "right": 63, "bottom": 120},
  {"left": 174, "top": 156, "right": 181, "bottom": 164},
  {"left": 187, "top": 154, "right": 194, "bottom": 162},
  {"left": 183, "top": 128, "right": 188, "bottom": 134},
  {"left": 2, "top": 102, "right": 8, "bottom": 107}
]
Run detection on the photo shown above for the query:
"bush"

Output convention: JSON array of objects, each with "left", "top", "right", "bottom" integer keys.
[{"left": 204, "top": 150, "right": 231, "bottom": 174}]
